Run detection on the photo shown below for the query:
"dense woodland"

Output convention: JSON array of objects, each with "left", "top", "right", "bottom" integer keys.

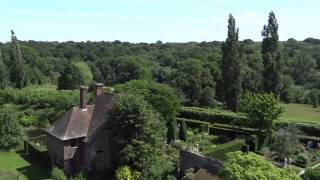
[
  {"left": 1, "top": 31, "right": 320, "bottom": 107},
  {"left": 1, "top": 12, "right": 320, "bottom": 180}
]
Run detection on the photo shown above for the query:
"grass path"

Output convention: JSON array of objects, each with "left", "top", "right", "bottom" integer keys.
[
  {"left": 280, "top": 103, "right": 320, "bottom": 124},
  {"left": 0, "top": 151, "right": 51, "bottom": 180}
]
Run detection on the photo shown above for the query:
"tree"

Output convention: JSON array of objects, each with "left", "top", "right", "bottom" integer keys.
[
  {"left": 0, "top": 48, "right": 9, "bottom": 88},
  {"left": 51, "top": 167, "right": 67, "bottom": 180},
  {"left": 221, "top": 151, "right": 299, "bottom": 180},
  {"left": 271, "top": 125, "right": 304, "bottom": 157},
  {"left": 262, "top": 11, "right": 282, "bottom": 98},
  {"left": 179, "top": 121, "right": 188, "bottom": 141},
  {"left": 58, "top": 61, "right": 93, "bottom": 89},
  {"left": 0, "top": 106, "right": 21, "bottom": 151},
  {"left": 9, "top": 30, "right": 26, "bottom": 88},
  {"left": 221, "top": 14, "right": 241, "bottom": 112},
  {"left": 115, "top": 80, "right": 180, "bottom": 123},
  {"left": 241, "top": 92, "right": 283, "bottom": 133},
  {"left": 309, "top": 89, "right": 319, "bottom": 108},
  {"left": 110, "top": 93, "right": 173, "bottom": 179},
  {"left": 171, "top": 58, "right": 215, "bottom": 107}
]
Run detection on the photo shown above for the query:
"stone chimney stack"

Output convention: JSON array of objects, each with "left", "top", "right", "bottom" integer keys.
[
  {"left": 80, "top": 86, "right": 88, "bottom": 110},
  {"left": 95, "top": 83, "right": 104, "bottom": 97}
]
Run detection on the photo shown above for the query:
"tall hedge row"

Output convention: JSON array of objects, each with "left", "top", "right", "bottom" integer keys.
[
  {"left": 179, "top": 107, "right": 247, "bottom": 126},
  {"left": 180, "top": 107, "right": 320, "bottom": 138},
  {"left": 0, "top": 88, "right": 79, "bottom": 110}
]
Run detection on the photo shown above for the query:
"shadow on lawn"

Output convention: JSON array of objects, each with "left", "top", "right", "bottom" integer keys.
[{"left": 16, "top": 153, "right": 51, "bottom": 180}]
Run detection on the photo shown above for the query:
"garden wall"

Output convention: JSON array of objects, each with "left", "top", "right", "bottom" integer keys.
[{"left": 179, "top": 150, "right": 223, "bottom": 178}]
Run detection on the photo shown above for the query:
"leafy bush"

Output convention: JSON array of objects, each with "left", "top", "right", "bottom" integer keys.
[
  {"left": 51, "top": 167, "right": 66, "bottom": 180},
  {"left": 115, "top": 166, "right": 141, "bottom": 180},
  {"left": 0, "top": 106, "right": 22, "bottom": 151},
  {"left": 19, "top": 115, "right": 37, "bottom": 126},
  {"left": 182, "top": 168, "right": 195, "bottom": 180},
  {"left": 295, "top": 153, "right": 309, "bottom": 168},
  {"left": 222, "top": 151, "right": 299, "bottom": 180},
  {"left": 179, "top": 120, "right": 188, "bottom": 141},
  {"left": 167, "top": 120, "right": 177, "bottom": 143}
]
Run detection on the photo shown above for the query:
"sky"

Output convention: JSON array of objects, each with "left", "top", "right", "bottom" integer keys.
[{"left": 0, "top": 0, "right": 319, "bottom": 43}]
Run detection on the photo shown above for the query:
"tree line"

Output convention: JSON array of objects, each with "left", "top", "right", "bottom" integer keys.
[{"left": 0, "top": 11, "right": 319, "bottom": 109}]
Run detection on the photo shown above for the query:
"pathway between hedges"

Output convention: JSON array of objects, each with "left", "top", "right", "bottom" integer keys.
[{"left": 298, "top": 162, "right": 320, "bottom": 176}]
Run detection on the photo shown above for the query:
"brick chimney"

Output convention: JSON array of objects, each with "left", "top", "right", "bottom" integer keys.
[
  {"left": 80, "top": 86, "right": 88, "bottom": 110},
  {"left": 95, "top": 83, "right": 104, "bottom": 97}
]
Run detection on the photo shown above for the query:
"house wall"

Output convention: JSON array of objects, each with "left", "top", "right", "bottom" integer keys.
[
  {"left": 88, "top": 127, "right": 115, "bottom": 174},
  {"left": 47, "top": 134, "right": 65, "bottom": 167},
  {"left": 47, "top": 134, "right": 84, "bottom": 175}
]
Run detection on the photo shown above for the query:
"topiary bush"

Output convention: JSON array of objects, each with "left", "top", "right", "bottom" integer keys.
[
  {"left": 179, "top": 121, "right": 188, "bottom": 141},
  {"left": 167, "top": 120, "right": 177, "bottom": 143}
]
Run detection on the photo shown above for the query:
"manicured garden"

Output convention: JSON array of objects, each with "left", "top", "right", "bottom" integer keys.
[{"left": 0, "top": 151, "right": 51, "bottom": 180}]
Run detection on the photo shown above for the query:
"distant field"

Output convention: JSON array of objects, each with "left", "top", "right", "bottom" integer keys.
[
  {"left": 280, "top": 103, "right": 320, "bottom": 124},
  {"left": 0, "top": 151, "right": 51, "bottom": 180}
]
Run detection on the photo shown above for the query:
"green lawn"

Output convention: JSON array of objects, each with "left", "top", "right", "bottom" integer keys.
[
  {"left": 0, "top": 151, "right": 51, "bottom": 180},
  {"left": 280, "top": 103, "right": 320, "bottom": 124}
]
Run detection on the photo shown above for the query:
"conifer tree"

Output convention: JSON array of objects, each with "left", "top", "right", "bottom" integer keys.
[
  {"left": 179, "top": 120, "right": 187, "bottom": 141},
  {"left": 261, "top": 11, "right": 282, "bottom": 98},
  {"left": 221, "top": 14, "right": 241, "bottom": 112},
  {"left": 10, "top": 30, "right": 26, "bottom": 88}
]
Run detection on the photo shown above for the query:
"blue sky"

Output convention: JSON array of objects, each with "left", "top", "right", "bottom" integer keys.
[{"left": 0, "top": 0, "right": 319, "bottom": 43}]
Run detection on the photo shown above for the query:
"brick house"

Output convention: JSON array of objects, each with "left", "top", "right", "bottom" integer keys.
[{"left": 46, "top": 83, "right": 117, "bottom": 175}]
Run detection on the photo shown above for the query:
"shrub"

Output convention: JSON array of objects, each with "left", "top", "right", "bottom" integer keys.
[
  {"left": 217, "top": 135, "right": 231, "bottom": 144},
  {"left": 167, "top": 120, "right": 177, "bottom": 143},
  {"left": 295, "top": 153, "right": 309, "bottom": 168},
  {"left": 19, "top": 115, "right": 37, "bottom": 126},
  {"left": 115, "top": 166, "right": 141, "bottom": 180},
  {"left": 309, "top": 89, "right": 319, "bottom": 108},
  {"left": 0, "top": 106, "right": 22, "bottom": 151},
  {"left": 179, "top": 120, "right": 188, "bottom": 141},
  {"left": 73, "top": 172, "right": 87, "bottom": 180},
  {"left": 182, "top": 168, "right": 195, "bottom": 180},
  {"left": 51, "top": 167, "right": 67, "bottom": 180}
]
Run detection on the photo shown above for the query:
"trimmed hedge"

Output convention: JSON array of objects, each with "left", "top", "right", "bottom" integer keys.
[
  {"left": 180, "top": 107, "right": 248, "bottom": 126},
  {"left": 203, "top": 139, "right": 245, "bottom": 161},
  {"left": 24, "top": 135, "right": 50, "bottom": 167},
  {"left": 180, "top": 106, "right": 320, "bottom": 138}
]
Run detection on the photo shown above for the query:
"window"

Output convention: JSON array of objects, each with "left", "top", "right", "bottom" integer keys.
[
  {"left": 96, "top": 149, "right": 103, "bottom": 154},
  {"left": 70, "top": 140, "right": 77, "bottom": 148}
]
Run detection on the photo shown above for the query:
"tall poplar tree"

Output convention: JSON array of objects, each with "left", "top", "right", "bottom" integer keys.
[
  {"left": 221, "top": 14, "right": 241, "bottom": 112},
  {"left": 10, "top": 30, "right": 26, "bottom": 88},
  {"left": 261, "top": 11, "right": 282, "bottom": 98},
  {"left": 0, "top": 47, "right": 8, "bottom": 88}
]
